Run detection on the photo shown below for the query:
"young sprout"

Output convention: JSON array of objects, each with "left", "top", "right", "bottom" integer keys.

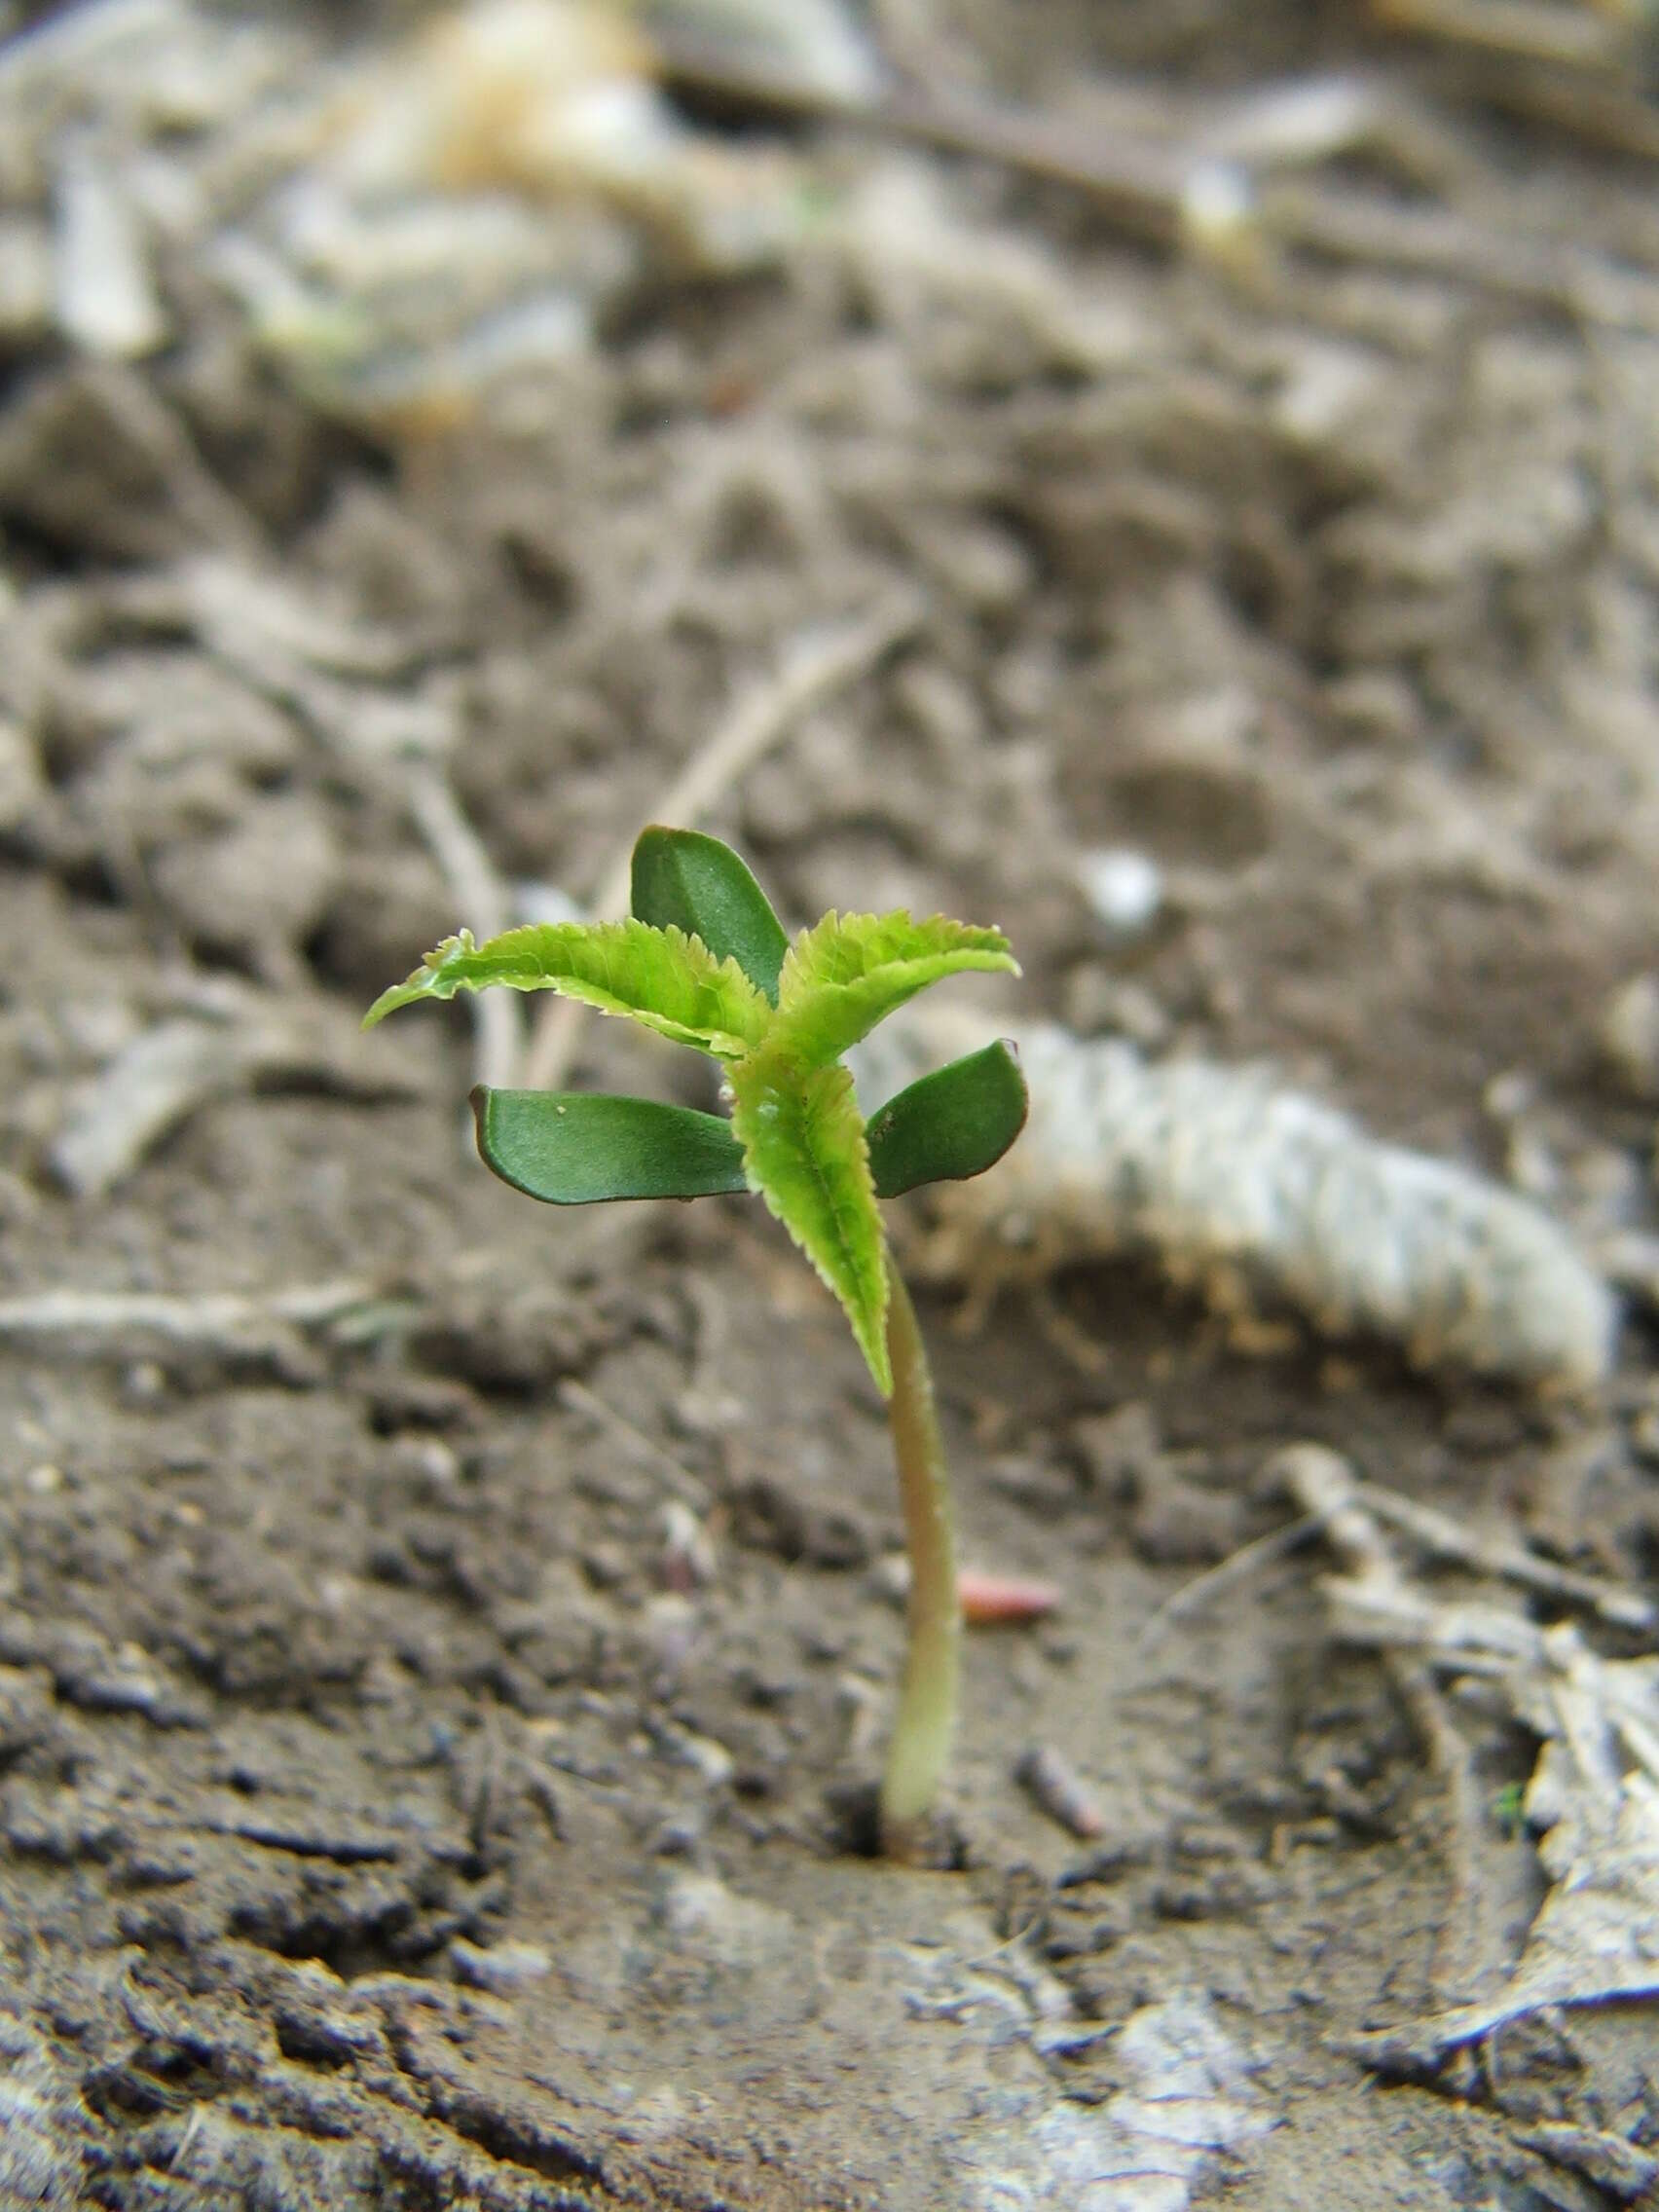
[{"left": 365, "top": 827, "right": 1025, "bottom": 1857}]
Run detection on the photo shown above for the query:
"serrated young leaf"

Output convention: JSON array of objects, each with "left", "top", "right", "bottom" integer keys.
[
  {"left": 769, "top": 910, "right": 1016, "bottom": 1069},
  {"left": 362, "top": 919, "right": 771, "bottom": 1058},
  {"left": 471, "top": 1088, "right": 748, "bottom": 1204},
  {"left": 728, "top": 1050, "right": 891, "bottom": 1395}
]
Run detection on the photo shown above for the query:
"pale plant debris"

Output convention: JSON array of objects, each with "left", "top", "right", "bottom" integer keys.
[
  {"left": 405, "top": 757, "right": 520, "bottom": 1094},
  {"left": 1272, "top": 1443, "right": 1510, "bottom": 2004},
  {"left": 1276, "top": 1445, "right": 1659, "bottom": 2062},
  {"left": 1, "top": 0, "right": 1654, "bottom": 446},
  {"left": 856, "top": 1011, "right": 1618, "bottom": 1388},
  {"left": 1374, "top": 0, "right": 1659, "bottom": 158},
  {"left": 556, "top": 1375, "right": 713, "bottom": 1508},
  {"left": 1341, "top": 1470, "right": 1653, "bottom": 1633},
  {"left": 5, "top": 546, "right": 512, "bottom": 1089},
  {"left": 52, "top": 125, "right": 167, "bottom": 359},
  {"left": 47, "top": 1001, "right": 428, "bottom": 1199},
  {"left": 0, "top": 1277, "right": 391, "bottom": 1382},
  {"left": 1603, "top": 1231, "right": 1659, "bottom": 1323},
  {"left": 1599, "top": 973, "right": 1659, "bottom": 1106},
  {"left": 948, "top": 1992, "right": 1272, "bottom": 2212},
  {"left": 635, "top": 0, "right": 885, "bottom": 103},
  {"left": 1513, "top": 2120, "right": 1659, "bottom": 2206},
  {"left": 1362, "top": 1624, "right": 1659, "bottom": 2060}
]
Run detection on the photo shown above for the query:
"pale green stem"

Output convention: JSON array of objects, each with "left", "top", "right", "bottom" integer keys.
[{"left": 879, "top": 1242, "right": 960, "bottom": 1856}]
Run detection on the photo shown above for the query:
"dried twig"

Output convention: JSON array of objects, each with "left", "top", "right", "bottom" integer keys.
[
  {"left": 49, "top": 1004, "right": 425, "bottom": 1198},
  {"left": 1272, "top": 1444, "right": 1496, "bottom": 2004},
  {"left": 1261, "top": 180, "right": 1659, "bottom": 334},
  {"left": 405, "top": 758, "right": 520, "bottom": 1093},
  {"left": 523, "top": 596, "right": 920, "bottom": 1092},
  {"left": 79, "top": 361, "right": 266, "bottom": 559},
  {"left": 556, "top": 1378, "right": 711, "bottom": 1508},
  {"left": 1360, "top": 1483, "right": 1655, "bottom": 1634},
  {"left": 652, "top": 36, "right": 1189, "bottom": 246},
  {"left": 1373, "top": 0, "right": 1628, "bottom": 70},
  {"left": 656, "top": 32, "right": 1659, "bottom": 319},
  {"left": 1131, "top": 1517, "right": 1323, "bottom": 1664},
  {"left": 0, "top": 1278, "right": 384, "bottom": 1381}
]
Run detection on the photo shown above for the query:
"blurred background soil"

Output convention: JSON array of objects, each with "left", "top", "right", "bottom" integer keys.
[{"left": 0, "top": 1, "right": 1657, "bottom": 2205}]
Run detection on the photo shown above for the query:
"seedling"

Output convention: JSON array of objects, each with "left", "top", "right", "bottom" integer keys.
[{"left": 365, "top": 827, "right": 1025, "bottom": 1855}]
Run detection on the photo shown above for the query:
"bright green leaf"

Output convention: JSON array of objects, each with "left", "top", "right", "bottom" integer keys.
[
  {"left": 471, "top": 1088, "right": 748, "bottom": 1204},
  {"left": 769, "top": 910, "right": 1016, "bottom": 1069},
  {"left": 362, "top": 919, "right": 770, "bottom": 1058},
  {"left": 728, "top": 1049, "right": 891, "bottom": 1395},
  {"left": 630, "top": 827, "right": 789, "bottom": 1005},
  {"left": 866, "top": 1042, "right": 1028, "bottom": 1199}
]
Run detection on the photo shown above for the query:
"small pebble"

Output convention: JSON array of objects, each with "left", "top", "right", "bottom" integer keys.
[
  {"left": 450, "top": 1938, "right": 551, "bottom": 1994},
  {"left": 1077, "top": 848, "right": 1163, "bottom": 937},
  {"left": 1599, "top": 975, "right": 1659, "bottom": 1104},
  {"left": 659, "top": 1499, "right": 717, "bottom": 1592},
  {"left": 118, "top": 1360, "right": 169, "bottom": 1409},
  {"left": 1014, "top": 1744, "right": 1105, "bottom": 1839}
]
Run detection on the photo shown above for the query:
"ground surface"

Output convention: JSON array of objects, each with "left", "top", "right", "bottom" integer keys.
[{"left": 1, "top": 2, "right": 1657, "bottom": 2206}]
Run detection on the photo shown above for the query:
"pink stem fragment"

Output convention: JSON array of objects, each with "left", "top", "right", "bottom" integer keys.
[{"left": 958, "top": 1567, "right": 1062, "bottom": 1626}]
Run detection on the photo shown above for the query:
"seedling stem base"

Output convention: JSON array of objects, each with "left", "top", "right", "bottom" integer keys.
[{"left": 879, "top": 1245, "right": 961, "bottom": 1859}]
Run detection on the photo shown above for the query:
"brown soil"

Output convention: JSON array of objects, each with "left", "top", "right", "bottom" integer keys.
[{"left": 1, "top": 3, "right": 1657, "bottom": 2207}]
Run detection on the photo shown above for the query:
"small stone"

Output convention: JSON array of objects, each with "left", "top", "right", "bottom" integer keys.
[
  {"left": 1070, "top": 1403, "right": 1161, "bottom": 1499},
  {"left": 1129, "top": 1477, "right": 1243, "bottom": 1567},
  {"left": 1060, "top": 968, "right": 1170, "bottom": 1049},
  {"left": 389, "top": 1436, "right": 462, "bottom": 1495},
  {"left": 987, "top": 1455, "right": 1081, "bottom": 1521},
  {"left": 580, "top": 1542, "right": 632, "bottom": 1591},
  {"left": 1077, "top": 848, "right": 1163, "bottom": 937},
  {"left": 0, "top": 217, "right": 52, "bottom": 345},
  {"left": 0, "top": 719, "right": 45, "bottom": 833},
  {"left": 450, "top": 1938, "right": 551, "bottom": 1994},
  {"left": 1599, "top": 975, "right": 1659, "bottom": 1104}
]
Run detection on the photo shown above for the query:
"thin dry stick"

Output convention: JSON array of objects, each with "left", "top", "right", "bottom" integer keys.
[
  {"left": 523, "top": 597, "right": 920, "bottom": 1093},
  {"left": 405, "top": 758, "right": 520, "bottom": 1094},
  {"left": 1261, "top": 179, "right": 1659, "bottom": 334},
  {"left": 651, "top": 37, "right": 1188, "bottom": 245},
  {"left": 83, "top": 361, "right": 267, "bottom": 561},
  {"left": 1361, "top": 1486, "right": 1655, "bottom": 1633},
  {"left": 657, "top": 35, "right": 1659, "bottom": 320},
  {"left": 1372, "top": 0, "right": 1624, "bottom": 68},
  {"left": 1275, "top": 1445, "right": 1503, "bottom": 2004},
  {"left": 0, "top": 1281, "right": 381, "bottom": 1337},
  {"left": 1130, "top": 1517, "right": 1324, "bottom": 1669},
  {"left": 0, "top": 1279, "right": 380, "bottom": 1378},
  {"left": 556, "top": 1378, "right": 711, "bottom": 1508},
  {"left": 1473, "top": 63, "right": 1659, "bottom": 163}
]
